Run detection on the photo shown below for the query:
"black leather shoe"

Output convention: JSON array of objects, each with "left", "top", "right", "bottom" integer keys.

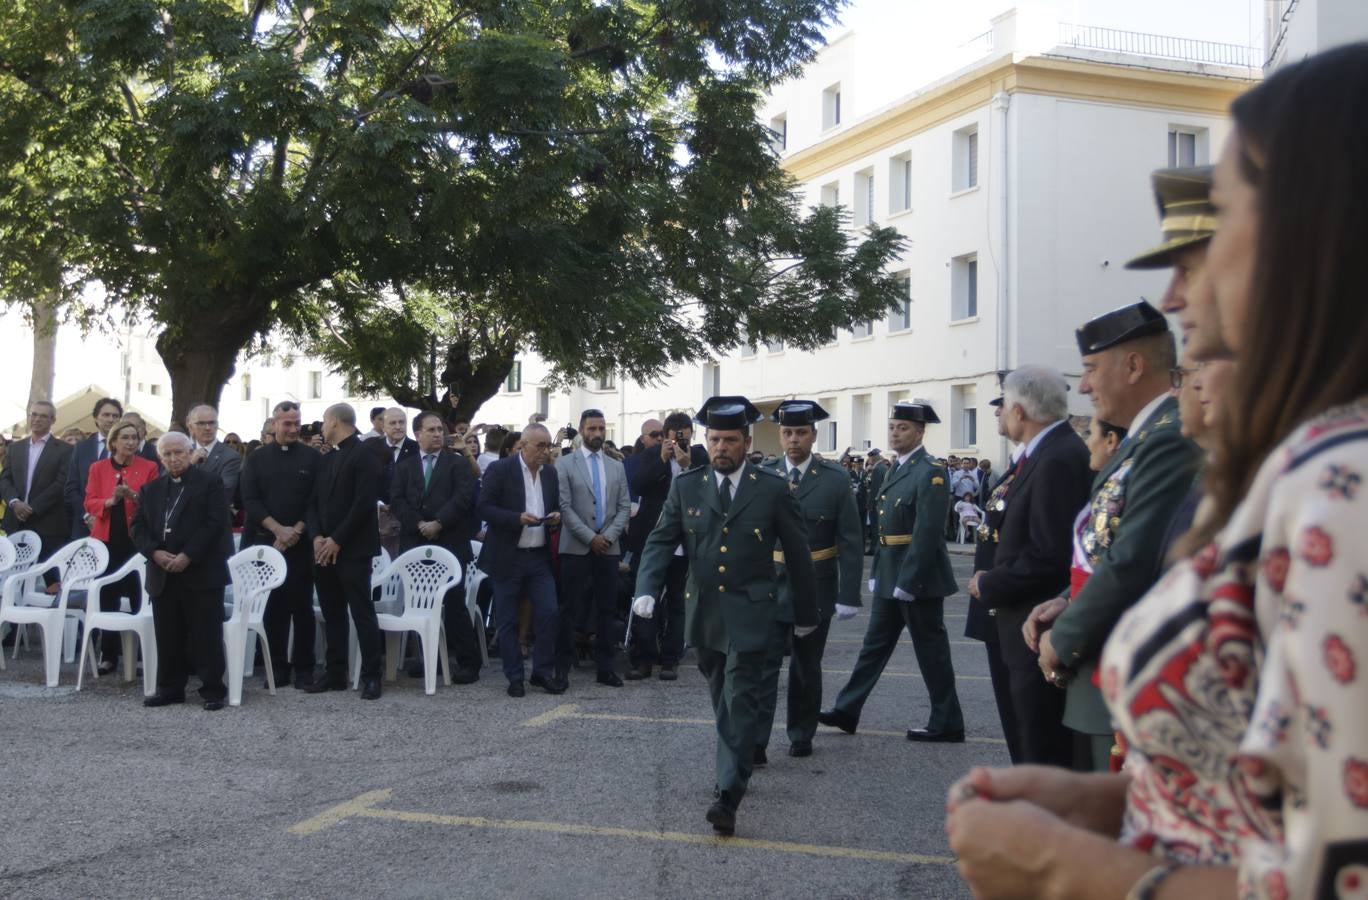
[
  {"left": 706, "top": 793, "right": 738, "bottom": 836},
  {"left": 293, "top": 671, "right": 316, "bottom": 690},
  {"left": 597, "top": 671, "right": 624, "bottom": 687},
  {"left": 788, "top": 741, "right": 813, "bottom": 758},
  {"left": 143, "top": 693, "right": 185, "bottom": 707},
  {"left": 658, "top": 665, "right": 678, "bottom": 681},
  {"left": 507, "top": 681, "right": 526, "bottom": 697},
  {"left": 97, "top": 660, "right": 118, "bottom": 677},
  {"left": 752, "top": 746, "right": 768, "bottom": 767},
  {"left": 451, "top": 668, "right": 480, "bottom": 685},
  {"left": 625, "top": 665, "right": 651, "bottom": 681},
  {"left": 906, "top": 727, "right": 965, "bottom": 744},
  {"left": 818, "top": 708, "right": 858, "bottom": 734},
  {"left": 530, "top": 673, "right": 567, "bottom": 695},
  {"left": 203, "top": 699, "right": 225, "bottom": 711},
  {"left": 360, "top": 677, "right": 382, "bottom": 700},
  {"left": 303, "top": 677, "right": 347, "bottom": 694}
]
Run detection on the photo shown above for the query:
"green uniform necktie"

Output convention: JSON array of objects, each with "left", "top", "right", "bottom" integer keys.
[
  {"left": 423, "top": 454, "right": 434, "bottom": 488},
  {"left": 719, "top": 476, "right": 732, "bottom": 513}
]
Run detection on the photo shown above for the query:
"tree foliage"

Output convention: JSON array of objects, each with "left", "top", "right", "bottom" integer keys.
[{"left": 0, "top": 0, "right": 906, "bottom": 425}]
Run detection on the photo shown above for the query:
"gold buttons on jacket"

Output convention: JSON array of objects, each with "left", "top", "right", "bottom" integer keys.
[
  {"left": 718, "top": 565, "right": 726, "bottom": 573},
  {"left": 720, "top": 546, "right": 727, "bottom": 553},
  {"left": 723, "top": 527, "right": 729, "bottom": 534},
  {"left": 719, "top": 585, "right": 726, "bottom": 592}
]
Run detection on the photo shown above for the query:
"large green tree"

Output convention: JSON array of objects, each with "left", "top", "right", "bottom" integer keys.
[{"left": 1, "top": 0, "right": 904, "bottom": 426}]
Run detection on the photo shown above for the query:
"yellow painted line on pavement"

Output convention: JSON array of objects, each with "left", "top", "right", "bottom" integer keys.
[
  {"left": 289, "top": 789, "right": 954, "bottom": 865},
  {"left": 820, "top": 667, "right": 989, "bottom": 682},
  {"left": 826, "top": 639, "right": 983, "bottom": 647},
  {"left": 520, "top": 704, "right": 1006, "bottom": 746}
]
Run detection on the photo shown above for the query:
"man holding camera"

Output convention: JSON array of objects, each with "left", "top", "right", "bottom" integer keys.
[{"left": 626, "top": 410, "right": 708, "bottom": 680}]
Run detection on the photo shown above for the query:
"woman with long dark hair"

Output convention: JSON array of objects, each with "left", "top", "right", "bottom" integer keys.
[{"left": 945, "top": 44, "right": 1368, "bottom": 899}]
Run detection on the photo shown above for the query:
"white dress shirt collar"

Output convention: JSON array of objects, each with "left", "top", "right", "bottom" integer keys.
[
  {"left": 517, "top": 454, "right": 547, "bottom": 548},
  {"left": 784, "top": 455, "right": 814, "bottom": 478},
  {"left": 1127, "top": 392, "right": 1171, "bottom": 438},
  {"left": 713, "top": 464, "right": 745, "bottom": 493}
]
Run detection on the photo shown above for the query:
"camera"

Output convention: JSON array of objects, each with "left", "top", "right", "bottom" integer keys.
[{"left": 673, "top": 430, "right": 686, "bottom": 443}]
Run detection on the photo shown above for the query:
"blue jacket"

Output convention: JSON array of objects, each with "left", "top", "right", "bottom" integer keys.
[{"left": 476, "top": 455, "right": 560, "bottom": 577}]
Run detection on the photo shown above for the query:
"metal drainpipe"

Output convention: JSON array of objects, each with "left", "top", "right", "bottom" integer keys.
[{"left": 992, "top": 89, "right": 1011, "bottom": 467}]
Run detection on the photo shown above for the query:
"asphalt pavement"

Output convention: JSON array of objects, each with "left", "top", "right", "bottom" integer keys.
[{"left": 0, "top": 550, "right": 1000, "bottom": 898}]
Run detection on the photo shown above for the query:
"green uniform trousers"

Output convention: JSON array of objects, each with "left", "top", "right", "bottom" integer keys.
[
  {"left": 832, "top": 594, "right": 963, "bottom": 733},
  {"left": 697, "top": 620, "right": 789, "bottom": 805},
  {"left": 756, "top": 617, "right": 832, "bottom": 748}
]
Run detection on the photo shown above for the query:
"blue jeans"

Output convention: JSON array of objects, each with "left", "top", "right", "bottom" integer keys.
[{"left": 491, "top": 547, "right": 559, "bottom": 684}]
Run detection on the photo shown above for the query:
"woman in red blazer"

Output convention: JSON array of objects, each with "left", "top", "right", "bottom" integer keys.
[{"left": 84, "top": 416, "right": 161, "bottom": 674}]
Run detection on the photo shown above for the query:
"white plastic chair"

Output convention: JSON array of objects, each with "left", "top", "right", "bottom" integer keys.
[
  {"left": 75, "top": 554, "right": 157, "bottom": 696},
  {"left": 0, "top": 538, "right": 108, "bottom": 686},
  {"left": 0, "top": 531, "right": 40, "bottom": 656},
  {"left": 464, "top": 560, "right": 490, "bottom": 666},
  {"left": 0, "top": 536, "right": 14, "bottom": 670},
  {"left": 355, "top": 546, "right": 460, "bottom": 695},
  {"left": 223, "top": 545, "right": 287, "bottom": 707}
]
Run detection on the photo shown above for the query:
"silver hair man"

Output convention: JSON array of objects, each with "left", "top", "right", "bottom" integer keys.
[{"left": 1002, "top": 365, "right": 1070, "bottom": 423}]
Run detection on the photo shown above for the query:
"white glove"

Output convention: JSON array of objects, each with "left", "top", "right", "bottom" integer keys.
[
  {"left": 867, "top": 577, "right": 876, "bottom": 593},
  {"left": 835, "top": 604, "right": 859, "bottom": 621},
  {"left": 632, "top": 595, "right": 656, "bottom": 619},
  {"left": 794, "top": 624, "right": 818, "bottom": 638},
  {"left": 893, "top": 587, "right": 914, "bottom": 602}
]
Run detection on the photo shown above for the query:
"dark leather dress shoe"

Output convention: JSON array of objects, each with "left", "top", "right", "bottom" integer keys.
[
  {"left": 203, "top": 699, "right": 225, "bottom": 711},
  {"left": 451, "top": 668, "right": 480, "bottom": 685},
  {"left": 596, "top": 671, "right": 624, "bottom": 687},
  {"left": 752, "top": 746, "right": 768, "bottom": 767},
  {"left": 507, "top": 681, "right": 526, "bottom": 698},
  {"left": 303, "top": 677, "right": 347, "bottom": 694},
  {"left": 788, "top": 741, "right": 813, "bottom": 758},
  {"left": 906, "top": 727, "right": 965, "bottom": 743},
  {"left": 658, "top": 665, "right": 678, "bottom": 681},
  {"left": 625, "top": 665, "right": 651, "bottom": 681},
  {"left": 293, "top": 671, "right": 316, "bottom": 690},
  {"left": 143, "top": 693, "right": 185, "bottom": 707},
  {"left": 97, "top": 660, "right": 119, "bottom": 677},
  {"left": 530, "top": 673, "right": 567, "bottom": 695},
  {"left": 817, "top": 708, "right": 858, "bottom": 734},
  {"left": 360, "top": 677, "right": 382, "bottom": 700},
  {"left": 706, "top": 792, "right": 738, "bottom": 836}
]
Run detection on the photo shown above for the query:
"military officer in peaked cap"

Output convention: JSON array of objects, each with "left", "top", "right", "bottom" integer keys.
[
  {"left": 819, "top": 400, "right": 965, "bottom": 743},
  {"left": 753, "top": 400, "right": 864, "bottom": 760},
  {"left": 632, "top": 396, "right": 818, "bottom": 836},
  {"left": 1024, "top": 301, "right": 1201, "bottom": 770}
]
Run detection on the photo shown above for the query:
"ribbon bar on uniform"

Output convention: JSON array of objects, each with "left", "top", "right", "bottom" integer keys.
[{"left": 772, "top": 546, "right": 839, "bottom": 564}]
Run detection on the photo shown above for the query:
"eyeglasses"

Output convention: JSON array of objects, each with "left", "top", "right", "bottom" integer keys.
[
  {"left": 1170, "top": 365, "right": 1200, "bottom": 390},
  {"left": 647, "top": 431, "right": 663, "bottom": 439}
]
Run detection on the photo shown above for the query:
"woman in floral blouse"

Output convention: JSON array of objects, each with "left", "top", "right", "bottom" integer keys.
[{"left": 945, "top": 44, "right": 1368, "bottom": 900}]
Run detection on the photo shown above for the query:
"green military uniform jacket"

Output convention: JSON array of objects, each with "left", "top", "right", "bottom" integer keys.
[
  {"left": 870, "top": 445, "right": 958, "bottom": 600},
  {"left": 634, "top": 462, "right": 818, "bottom": 654},
  {"left": 1051, "top": 395, "right": 1202, "bottom": 733},
  {"left": 763, "top": 456, "right": 864, "bottom": 620}
]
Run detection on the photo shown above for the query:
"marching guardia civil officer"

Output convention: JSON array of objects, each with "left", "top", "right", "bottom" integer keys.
[
  {"left": 753, "top": 400, "right": 864, "bottom": 761},
  {"left": 819, "top": 401, "right": 965, "bottom": 743},
  {"left": 632, "top": 396, "right": 818, "bottom": 837}
]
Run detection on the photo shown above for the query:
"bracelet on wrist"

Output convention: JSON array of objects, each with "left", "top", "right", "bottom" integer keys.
[{"left": 1125, "top": 863, "right": 1178, "bottom": 900}]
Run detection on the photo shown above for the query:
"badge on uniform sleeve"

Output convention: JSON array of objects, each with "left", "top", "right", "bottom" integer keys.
[{"left": 931, "top": 476, "right": 945, "bottom": 486}]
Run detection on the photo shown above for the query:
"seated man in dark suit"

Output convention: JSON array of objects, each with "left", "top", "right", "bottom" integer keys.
[
  {"left": 477, "top": 423, "right": 563, "bottom": 697},
  {"left": 391, "top": 411, "right": 481, "bottom": 684},
  {"left": 131, "top": 432, "right": 231, "bottom": 710}
]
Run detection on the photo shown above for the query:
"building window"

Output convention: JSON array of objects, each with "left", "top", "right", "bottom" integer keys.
[
  {"left": 851, "top": 319, "right": 873, "bottom": 339},
  {"left": 820, "top": 180, "right": 839, "bottom": 209},
  {"left": 769, "top": 113, "right": 787, "bottom": 152},
  {"left": 854, "top": 168, "right": 874, "bottom": 227},
  {"left": 595, "top": 371, "right": 616, "bottom": 391},
  {"left": 765, "top": 338, "right": 784, "bottom": 353},
  {"left": 889, "top": 151, "right": 912, "bottom": 214},
  {"left": 149, "top": 384, "right": 162, "bottom": 397},
  {"left": 952, "top": 254, "right": 978, "bottom": 320},
  {"left": 739, "top": 342, "right": 756, "bottom": 358},
  {"left": 953, "top": 125, "right": 979, "bottom": 192},
  {"left": 822, "top": 83, "right": 841, "bottom": 130},
  {"left": 887, "top": 270, "right": 912, "bottom": 332},
  {"left": 703, "top": 362, "right": 721, "bottom": 399},
  {"left": 1167, "top": 126, "right": 1207, "bottom": 167},
  {"left": 820, "top": 420, "right": 838, "bottom": 453},
  {"left": 504, "top": 361, "right": 522, "bottom": 393},
  {"left": 240, "top": 373, "right": 252, "bottom": 402},
  {"left": 307, "top": 371, "right": 323, "bottom": 399},
  {"left": 852, "top": 393, "right": 871, "bottom": 450},
  {"left": 951, "top": 384, "right": 978, "bottom": 448},
  {"left": 536, "top": 387, "right": 550, "bottom": 417}
]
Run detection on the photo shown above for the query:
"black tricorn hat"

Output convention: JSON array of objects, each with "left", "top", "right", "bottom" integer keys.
[
  {"left": 988, "top": 396, "right": 1004, "bottom": 408},
  {"left": 771, "top": 400, "right": 830, "bottom": 427},
  {"left": 890, "top": 400, "right": 940, "bottom": 424},
  {"left": 694, "top": 395, "right": 763, "bottom": 430},
  {"left": 1076, "top": 300, "right": 1168, "bottom": 356}
]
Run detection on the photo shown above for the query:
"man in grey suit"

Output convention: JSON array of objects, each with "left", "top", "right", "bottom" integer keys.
[
  {"left": 186, "top": 404, "right": 241, "bottom": 513},
  {"left": 1, "top": 400, "right": 74, "bottom": 561},
  {"left": 555, "top": 408, "right": 632, "bottom": 686}
]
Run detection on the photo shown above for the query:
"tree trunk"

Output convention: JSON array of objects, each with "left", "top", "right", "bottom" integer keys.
[
  {"left": 440, "top": 339, "right": 518, "bottom": 427},
  {"left": 157, "top": 331, "right": 241, "bottom": 433},
  {"left": 27, "top": 292, "right": 59, "bottom": 408}
]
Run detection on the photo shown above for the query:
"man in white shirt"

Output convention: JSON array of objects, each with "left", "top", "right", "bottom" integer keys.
[{"left": 1, "top": 400, "right": 73, "bottom": 559}]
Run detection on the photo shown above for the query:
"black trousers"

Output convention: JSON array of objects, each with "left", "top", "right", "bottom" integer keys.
[
  {"left": 756, "top": 615, "right": 832, "bottom": 748},
  {"left": 1006, "top": 659, "right": 1075, "bottom": 767},
  {"left": 629, "top": 554, "right": 687, "bottom": 667},
  {"left": 982, "top": 637, "right": 1023, "bottom": 763},
  {"left": 558, "top": 551, "right": 620, "bottom": 676},
  {"left": 152, "top": 586, "right": 226, "bottom": 701},
  {"left": 441, "top": 583, "right": 483, "bottom": 672},
  {"left": 316, "top": 556, "right": 381, "bottom": 682},
  {"left": 263, "top": 546, "right": 315, "bottom": 677}
]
